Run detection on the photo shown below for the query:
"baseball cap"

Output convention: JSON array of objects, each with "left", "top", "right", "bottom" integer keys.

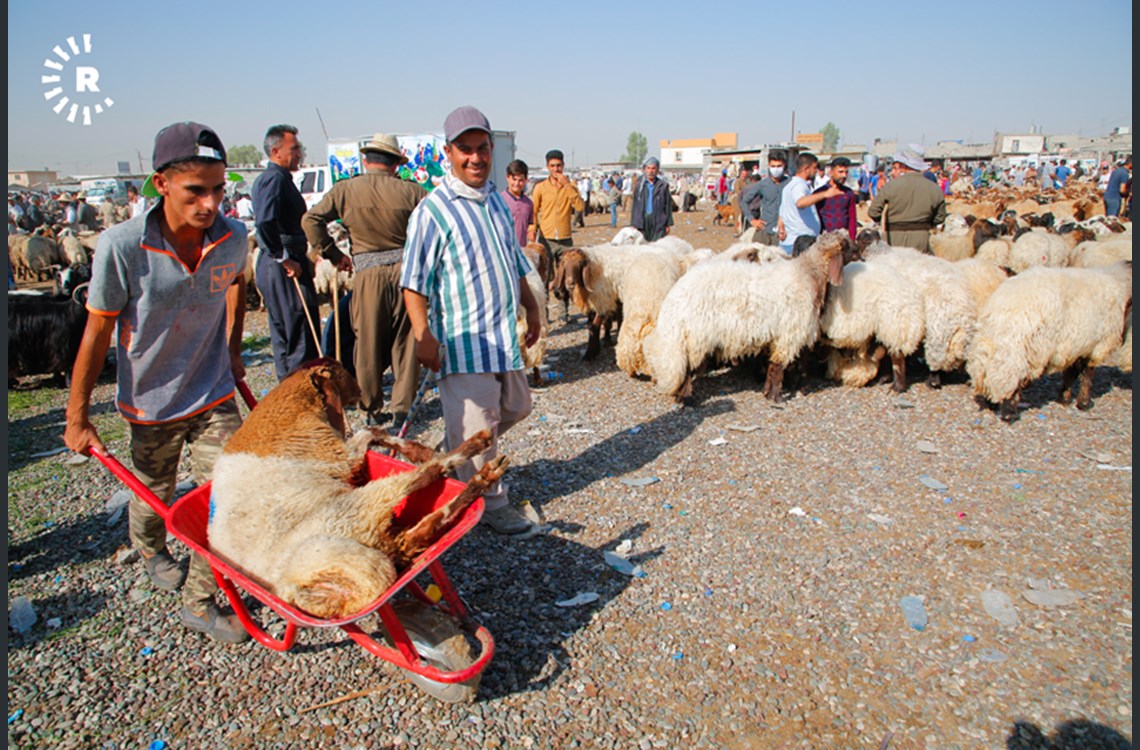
[
  {"left": 141, "top": 122, "right": 227, "bottom": 197},
  {"left": 443, "top": 106, "right": 491, "bottom": 143}
]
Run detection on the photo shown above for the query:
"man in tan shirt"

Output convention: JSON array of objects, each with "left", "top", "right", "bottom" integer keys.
[
  {"left": 530, "top": 149, "right": 583, "bottom": 273},
  {"left": 867, "top": 145, "right": 947, "bottom": 253},
  {"left": 303, "top": 133, "right": 427, "bottom": 425}
]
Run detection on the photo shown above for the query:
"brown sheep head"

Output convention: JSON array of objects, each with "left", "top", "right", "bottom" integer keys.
[
  {"left": 302, "top": 358, "right": 361, "bottom": 437},
  {"left": 813, "top": 231, "right": 850, "bottom": 288},
  {"left": 556, "top": 248, "right": 593, "bottom": 313}
]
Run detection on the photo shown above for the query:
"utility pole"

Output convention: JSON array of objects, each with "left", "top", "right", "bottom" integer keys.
[{"left": 790, "top": 111, "right": 796, "bottom": 143}]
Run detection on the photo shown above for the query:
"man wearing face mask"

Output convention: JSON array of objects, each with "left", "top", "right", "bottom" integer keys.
[{"left": 740, "top": 150, "right": 790, "bottom": 246}]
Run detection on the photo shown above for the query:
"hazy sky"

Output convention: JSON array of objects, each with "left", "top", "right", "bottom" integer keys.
[{"left": 8, "top": 0, "right": 1133, "bottom": 177}]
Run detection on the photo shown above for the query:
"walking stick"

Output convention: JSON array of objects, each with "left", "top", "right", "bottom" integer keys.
[
  {"left": 331, "top": 274, "right": 342, "bottom": 363},
  {"left": 292, "top": 276, "right": 324, "bottom": 358}
]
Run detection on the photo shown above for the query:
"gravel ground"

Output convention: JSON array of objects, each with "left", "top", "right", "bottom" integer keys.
[{"left": 7, "top": 210, "right": 1133, "bottom": 749}]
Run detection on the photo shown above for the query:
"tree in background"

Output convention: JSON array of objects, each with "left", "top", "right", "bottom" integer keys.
[
  {"left": 821, "top": 123, "right": 841, "bottom": 153},
  {"left": 621, "top": 132, "right": 648, "bottom": 164},
  {"left": 226, "top": 144, "right": 262, "bottom": 166}
]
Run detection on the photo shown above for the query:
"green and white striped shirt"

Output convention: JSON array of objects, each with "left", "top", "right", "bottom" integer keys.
[{"left": 401, "top": 177, "right": 534, "bottom": 377}]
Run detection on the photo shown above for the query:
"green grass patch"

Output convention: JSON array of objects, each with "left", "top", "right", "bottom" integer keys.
[
  {"left": 242, "top": 334, "right": 271, "bottom": 351},
  {"left": 7, "top": 386, "right": 61, "bottom": 414}
]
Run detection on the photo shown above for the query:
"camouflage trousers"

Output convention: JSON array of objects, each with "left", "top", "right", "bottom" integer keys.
[{"left": 128, "top": 398, "right": 241, "bottom": 608}]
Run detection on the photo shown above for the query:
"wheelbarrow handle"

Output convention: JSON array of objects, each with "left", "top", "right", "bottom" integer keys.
[
  {"left": 91, "top": 448, "right": 172, "bottom": 523},
  {"left": 236, "top": 379, "right": 258, "bottom": 410}
]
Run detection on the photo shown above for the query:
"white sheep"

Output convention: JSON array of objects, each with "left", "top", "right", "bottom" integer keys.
[
  {"left": 1067, "top": 238, "right": 1131, "bottom": 269},
  {"left": 58, "top": 228, "right": 90, "bottom": 265},
  {"left": 644, "top": 231, "right": 849, "bottom": 402},
  {"left": 819, "top": 260, "right": 925, "bottom": 390},
  {"left": 862, "top": 241, "right": 977, "bottom": 387},
  {"left": 966, "top": 262, "right": 1133, "bottom": 421},
  {"left": 611, "top": 226, "right": 646, "bottom": 245},
  {"left": 1006, "top": 226, "right": 1096, "bottom": 273}
]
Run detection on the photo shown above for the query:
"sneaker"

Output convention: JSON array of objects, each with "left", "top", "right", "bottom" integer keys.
[
  {"left": 480, "top": 505, "right": 537, "bottom": 536},
  {"left": 180, "top": 601, "right": 250, "bottom": 644},
  {"left": 143, "top": 551, "right": 186, "bottom": 592}
]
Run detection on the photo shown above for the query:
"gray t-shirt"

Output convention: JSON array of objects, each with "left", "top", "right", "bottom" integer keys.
[
  {"left": 741, "top": 175, "right": 790, "bottom": 228},
  {"left": 87, "top": 203, "right": 248, "bottom": 424}
]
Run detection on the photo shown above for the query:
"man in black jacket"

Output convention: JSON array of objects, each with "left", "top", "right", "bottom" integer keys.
[
  {"left": 630, "top": 157, "right": 673, "bottom": 242},
  {"left": 251, "top": 123, "right": 319, "bottom": 380}
]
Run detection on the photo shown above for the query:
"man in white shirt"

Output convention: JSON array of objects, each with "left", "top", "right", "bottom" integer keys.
[
  {"left": 127, "top": 185, "right": 147, "bottom": 219},
  {"left": 777, "top": 153, "right": 841, "bottom": 256}
]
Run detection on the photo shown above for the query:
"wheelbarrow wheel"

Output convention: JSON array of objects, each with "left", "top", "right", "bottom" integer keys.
[{"left": 387, "top": 601, "right": 480, "bottom": 703}]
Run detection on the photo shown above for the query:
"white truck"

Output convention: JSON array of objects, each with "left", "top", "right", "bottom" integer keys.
[{"left": 294, "top": 130, "right": 517, "bottom": 209}]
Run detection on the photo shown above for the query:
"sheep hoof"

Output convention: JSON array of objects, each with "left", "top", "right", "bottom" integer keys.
[
  {"left": 1076, "top": 399, "right": 1093, "bottom": 412},
  {"left": 927, "top": 373, "right": 942, "bottom": 389}
]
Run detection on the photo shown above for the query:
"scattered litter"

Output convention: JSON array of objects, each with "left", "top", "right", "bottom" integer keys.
[
  {"left": 1013, "top": 484, "right": 1022, "bottom": 490},
  {"left": 788, "top": 507, "right": 807, "bottom": 517},
  {"left": 29, "top": 446, "right": 69, "bottom": 458},
  {"left": 1079, "top": 449, "right": 1114, "bottom": 463},
  {"left": 10, "top": 597, "right": 37, "bottom": 633},
  {"left": 140, "top": 646, "right": 154, "bottom": 656},
  {"left": 662, "top": 503, "right": 672, "bottom": 510},
  {"left": 149, "top": 741, "right": 168, "bottom": 750},
  {"left": 614, "top": 539, "right": 633, "bottom": 556},
  {"left": 424, "top": 584, "right": 443, "bottom": 603},
  {"left": 726, "top": 424, "right": 760, "bottom": 433},
  {"left": 977, "top": 648, "right": 1008, "bottom": 663},
  {"left": 603, "top": 551, "right": 644, "bottom": 578},
  {"left": 620, "top": 476, "right": 660, "bottom": 487},
  {"left": 961, "top": 634, "right": 976, "bottom": 643},
  {"left": 894, "top": 399, "right": 915, "bottom": 409},
  {"left": 980, "top": 590, "right": 1019, "bottom": 627},
  {"left": 543, "top": 371, "right": 563, "bottom": 382},
  {"left": 564, "top": 427, "right": 595, "bottom": 434},
  {"left": 726, "top": 643, "right": 737, "bottom": 652},
  {"left": 8, "top": 710, "right": 23, "bottom": 725},
  {"left": 953, "top": 539, "right": 985, "bottom": 549},
  {"left": 919, "top": 475, "right": 948, "bottom": 491},
  {"left": 555, "top": 592, "right": 600, "bottom": 608},
  {"left": 1036, "top": 414, "right": 1047, "bottom": 420},
  {"left": 915, "top": 440, "right": 938, "bottom": 454},
  {"left": 628, "top": 426, "right": 642, "bottom": 434},
  {"left": 104, "top": 487, "right": 131, "bottom": 510},
  {"left": 704, "top": 587, "right": 714, "bottom": 596},
  {"left": 943, "top": 497, "right": 953, "bottom": 505},
  {"left": 867, "top": 513, "right": 894, "bottom": 526},
  {"left": 46, "top": 618, "right": 62, "bottom": 629},
  {"left": 660, "top": 602, "right": 673, "bottom": 611},
  {"left": 899, "top": 595, "right": 928, "bottom": 631},
  {"left": 1014, "top": 468, "right": 1043, "bottom": 474},
  {"left": 65, "top": 453, "right": 89, "bottom": 466},
  {"left": 1096, "top": 464, "right": 1132, "bottom": 472},
  {"left": 1022, "top": 588, "right": 1083, "bottom": 608},
  {"left": 708, "top": 437, "right": 728, "bottom": 446},
  {"left": 672, "top": 651, "right": 684, "bottom": 660}
]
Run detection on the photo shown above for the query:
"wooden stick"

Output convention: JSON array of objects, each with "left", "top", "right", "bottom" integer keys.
[
  {"left": 332, "top": 274, "right": 339, "bottom": 362},
  {"left": 292, "top": 276, "right": 324, "bottom": 358},
  {"left": 297, "top": 685, "right": 385, "bottom": 714}
]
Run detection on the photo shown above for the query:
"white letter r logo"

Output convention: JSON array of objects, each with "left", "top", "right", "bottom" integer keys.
[{"left": 76, "top": 66, "right": 100, "bottom": 92}]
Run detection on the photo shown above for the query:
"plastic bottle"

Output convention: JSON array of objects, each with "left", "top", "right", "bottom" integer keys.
[
  {"left": 10, "top": 596, "right": 37, "bottom": 634},
  {"left": 899, "top": 595, "right": 928, "bottom": 631}
]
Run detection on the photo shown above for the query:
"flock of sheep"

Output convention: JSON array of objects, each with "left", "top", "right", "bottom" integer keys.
[{"left": 536, "top": 191, "right": 1132, "bottom": 424}]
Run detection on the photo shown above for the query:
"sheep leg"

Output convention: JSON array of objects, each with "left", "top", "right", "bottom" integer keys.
[
  {"left": 999, "top": 391, "right": 1021, "bottom": 423},
  {"left": 584, "top": 316, "right": 602, "bottom": 360},
  {"left": 1057, "top": 358, "right": 1088, "bottom": 406},
  {"left": 393, "top": 455, "right": 511, "bottom": 566},
  {"left": 890, "top": 352, "right": 908, "bottom": 393},
  {"left": 347, "top": 430, "right": 494, "bottom": 535},
  {"left": 763, "top": 362, "right": 785, "bottom": 402},
  {"left": 357, "top": 429, "right": 439, "bottom": 465},
  {"left": 927, "top": 370, "right": 942, "bottom": 389},
  {"left": 1074, "top": 362, "right": 1096, "bottom": 411}
]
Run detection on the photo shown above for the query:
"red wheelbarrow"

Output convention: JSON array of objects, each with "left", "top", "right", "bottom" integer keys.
[{"left": 92, "top": 427, "right": 494, "bottom": 703}]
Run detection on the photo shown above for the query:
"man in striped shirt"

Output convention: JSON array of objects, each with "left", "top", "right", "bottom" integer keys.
[{"left": 401, "top": 106, "right": 543, "bottom": 536}]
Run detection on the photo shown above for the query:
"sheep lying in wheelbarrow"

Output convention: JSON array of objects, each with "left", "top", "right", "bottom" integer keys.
[{"left": 208, "top": 358, "right": 506, "bottom": 619}]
